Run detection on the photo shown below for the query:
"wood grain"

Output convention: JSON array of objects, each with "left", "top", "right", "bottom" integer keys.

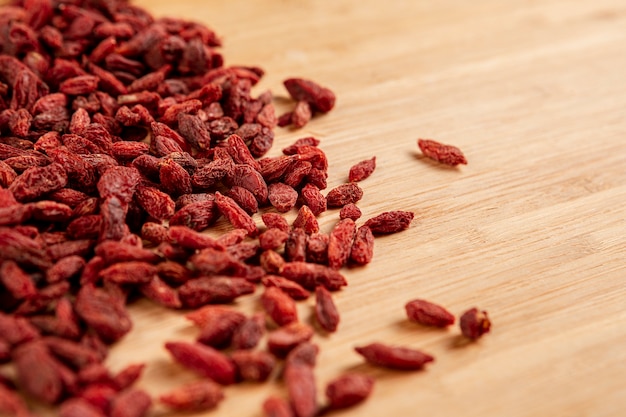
[{"left": 11, "top": 0, "right": 626, "bottom": 415}]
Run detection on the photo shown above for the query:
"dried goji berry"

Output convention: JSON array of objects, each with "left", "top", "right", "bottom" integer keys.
[
  {"left": 230, "top": 312, "right": 265, "bottom": 350},
  {"left": 159, "top": 380, "right": 224, "bottom": 412},
  {"left": 261, "top": 286, "right": 298, "bottom": 326},
  {"left": 284, "top": 360, "right": 317, "bottom": 417},
  {"left": 231, "top": 349, "right": 276, "bottom": 382},
  {"left": 192, "top": 306, "right": 246, "bottom": 348},
  {"left": 339, "top": 203, "right": 362, "bottom": 220},
  {"left": 418, "top": 139, "right": 468, "bottom": 166},
  {"left": 405, "top": 299, "right": 455, "bottom": 327},
  {"left": 355, "top": 343, "right": 434, "bottom": 370},
  {"left": 325, "top": 373, "right": 375, "bottom": 409},
  {"left": 109, "top": 388, "right": 152, "bottom": 417},
  {"left": 363, "top": 211, "right": 414, "bottom": 234},
  {"left": 284, "top": 78, "right": 335, "bottom": 113},
  {"left": 178, "top": 277, "right": 255, "bottom": 308},
  {"left": 165, "top": 341, "right": 236, "bottom": 385},
  {"left": 74, "top": 284, "right": 132, "bottom": 343},
  {"left": 267, "top": 322, "right": 314, "bottom": 358},
  {"left": 328, "top": 219, "right": 356, "bottom": 270},
  {"left": 459, "top": 307, "right": 491, "bottom": 339},
  {"left": 262, "top": 275, "right": 310, "bottom": 301},
  {"left": 326, "top": 183, "right": 363, "bottom": 208},
  {"left": 262, "top": 396, "right": 294, "bottom": 417},
  {"left": 292, "top": 205, "right": 319, "bottom": 234},
  {"left": 314, "top": 286, "right": 340, "bottom": 332},
  {"left": 349, "top": 226, "right": 374, "bottom": 266}
]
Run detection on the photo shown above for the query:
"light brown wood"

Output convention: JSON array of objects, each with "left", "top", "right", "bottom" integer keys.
[{"left": 11, "top": 0, "right": 626, "bottom": 415}]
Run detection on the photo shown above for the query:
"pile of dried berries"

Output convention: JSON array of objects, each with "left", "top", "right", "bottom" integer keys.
[{"left": 0, "top": 1, "right": 488, "bottom": 416}]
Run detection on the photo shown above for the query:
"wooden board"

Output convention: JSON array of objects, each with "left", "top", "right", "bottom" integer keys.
[{"left": 14, "top": 0, "right": 626, "bottom": 415}]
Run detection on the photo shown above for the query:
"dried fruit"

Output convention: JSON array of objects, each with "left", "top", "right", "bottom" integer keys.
[
  {"left": 349, "top": 226, "right": 374, "bottom": 265},
  {"left": 285, "top": 360, "right": 317, "bottom": 417},
  {"left": 74, "top": 284, "right": 132, "bottom": 343},
  {"left": 326, "top": 183, "right": 363, "bottom": 208},
  {"left": 178, "top": 277, "right": 255, "bottom": 308},
  {"left": 13, "top": 341, "right": 65, "bottom": 404},
  {"left": 231, "top": 313, "right": 265, "bottom": 350},
  {"left": 193, "top": 307, "right": 246, "bottom": 348},
  {"left": 460, "top": 308, "right": 491, "bottom": 339},
  {"left": 268, "top": 182, "right": 298, "bottom": 213},
  {"left": 325, "top": 373, "right": 375, "bottom": 409},
  {"left": 405, "top": 299, "right": 455, "bottom": 327},
  {"left": 262, "top": 396, "right": 294, "bottom": 417},
  {"left": 328, "top": 219, "right": 356, "bottom": 269},
  {"left": 231, "top": 350, "right": 276, "bottom": 382},
  {"left": 109, "top": 388, "right": 152, "bottom": 417},
  {"left": 348, "top": 157, "right": 376, "bottom": 182},
  {"left": 418, "top": 139, "right": 467, "bottom": 166},
  {"left": 363, "top": 211, "right": 414, "bottom": 234},
  {"left": 284, "top": 78, "right": 336, "bottom": 113},
  {"left": 339, "top": 203, "right": 362, "bottom": 220},
  {"left": 165, "top": 341, "right": 236, "bottom": 385},
  {"left": 159, "top": 380, "right": 224, "bottom": 411},
  {"left": 314, "top": 286, "right": 340, "bottom": 332},
  {"left": 261, "top": 286, "right": 298, "bottom": 326},
  {"left": 355, "top": 343, "right": 434, "bottom": 370},
  {"left": 262, "top": 275, "right": 310, "bottom": 300},
  {"left": 267, "top": 322, "right": 314, "bottom": 357}
]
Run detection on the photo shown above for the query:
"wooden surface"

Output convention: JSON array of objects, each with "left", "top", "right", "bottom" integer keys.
[{"left": 27, "top": 0, "right": 626, "bottom": 415}]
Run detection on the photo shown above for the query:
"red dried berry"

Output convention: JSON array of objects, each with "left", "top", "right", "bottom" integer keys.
[
  {"left": 281, "top": 262, "right": 347, "bottom": 291},
  {"left": 214, "top": 192, "right": 258, "bottom": 236},
  {"left": 284, "top": 361, "right": 317, "bottom": 417},
  {"left": 165, "top": 341, "right": 236, "bottom": 385},
  {"left": 262, "top": 396, "right": 294, "bottom": 417},
  {"left": 135, "top": 186, "right": 175, "bottom": 221},
  {"left": 291, "top": 100, "right": 312, "bottom": 128},
  {"left": 259, "top": 228, "right": 289, "bottom": 251},
  {"left": 231, "top": 350, "right": 276, "bottom": 382},
  {"left": 418, "top": 139, "right": 467, "bottom": 166},
  {"left": 159, "top": 380, "right": 224, "bottom": 412},
  {"left": 284, "top": 78, "right": 335, "bottom": 113},
  {"left": 193, "top": 307, "right": 246, "bottom": 348},
  {"left": 349, "top": 226, "right": 374, "bottom": 265},
  {"left": 231, "top": 313, "right": 265, "bottom": 350},
  {"left": 284, "top": 228, "right": 307, "bottom": 263},
  {"left": 109, "top": 388, "right": 152, "bottom": 417},
  {"left": 282, "top": 137, "right": 320, "bottom": 155},
  {"left": 139, "top": 276, "right": 182, "bottom": 309},
  {"left": 267, "top": 322, "right": 314, "bottom": 358},
  {"left": 314, "top": 286, "right": 340, "bottom": 332},
  {"left": 13, "top": 341, "right": 65, "bottom": 404},
  {"left": 405, "top": 299, "right": 455, "bottom": 327},
  {"left": 326, "top": 183, "right": 363, "bottom": 208},
  {"left": 261, "top": 286, "right": 299, "bottom": 326},
  {"left": 262, "top": 275, "right": 310, "bottom": 300},
  {"left": 178, "top": 277, "right": 255, "bottom": 308},
  {"left": 9, "top": 163, "right": 68, "bottom": 202},
  {"left": 363, "top": 211, "right": 414, "bottom": 234},
  {"left": 355, "top": 343, "right": 434, "bottom": 370},
  {"left": 328, "top": 218, "right": 356, "bottom": 269},
  {"left": 292, "top": 205, "right": 319, "bottom": 234},
  {"left": 261, "top": 212, "right": 289, "bottom": 233},
  {"left": 325, "top": 373, "right": 375, "bottom": 409},
  {"left": 59, "top": 398, "right": 107, "bottom": 417},
  {"left": 348, "top": 156, "right": 376, "bottom": 182},
  {"left": 268, "top": 182, "right": 298, "bottom": 213},
  {"left": 459, "top": 307, "right": 491, "bottom": 339},
  {"left": 74, "top": 284, "right": 132, "bottom": 343},
  {"left": 339, "top": 203, "right": 362, "bottom": 220},
  {"left": 0, "top": 260, "right": 37, "bottom": 299}
]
